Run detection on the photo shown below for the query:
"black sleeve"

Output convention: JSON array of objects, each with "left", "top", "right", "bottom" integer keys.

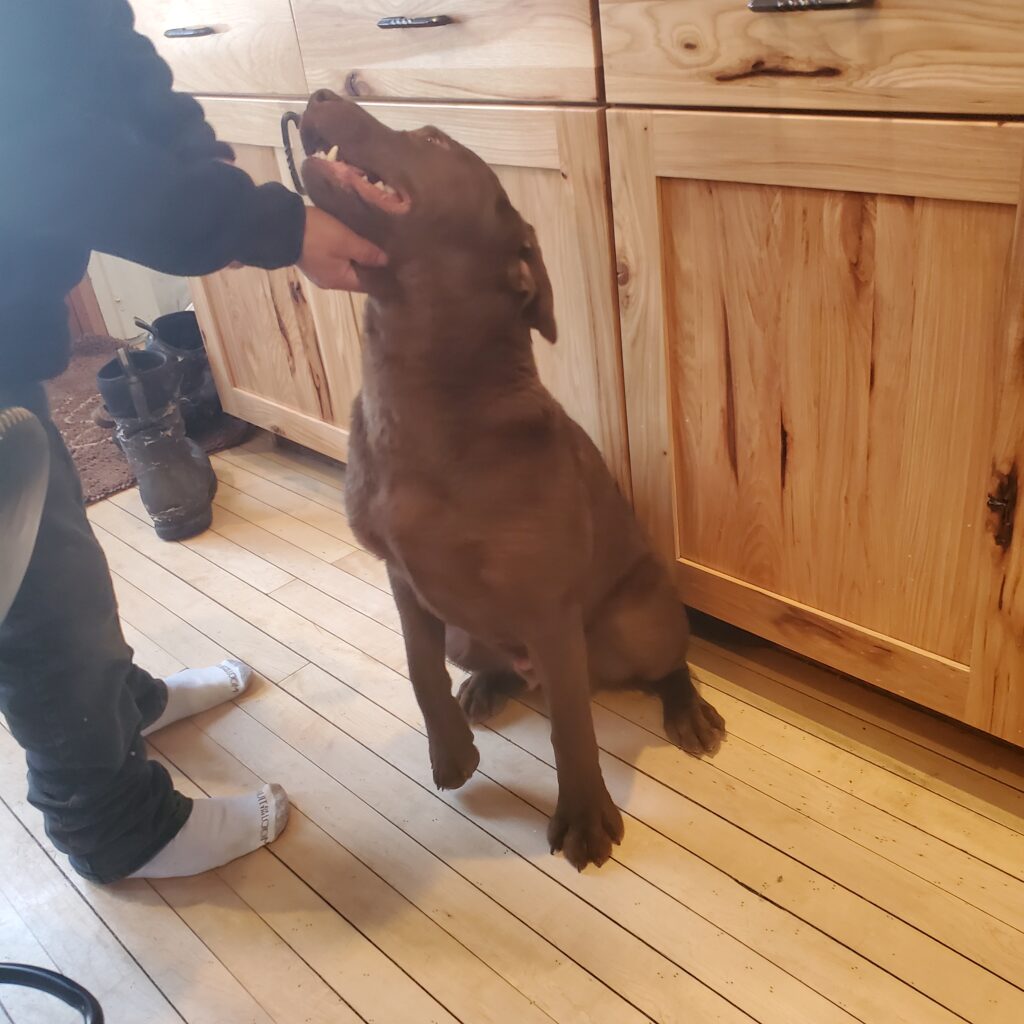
[{"left": 0, "top": 0, "right": 305, "bottom": 277}]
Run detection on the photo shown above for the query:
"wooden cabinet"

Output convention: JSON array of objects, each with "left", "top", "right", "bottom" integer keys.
[
  {"left": 609, "top": 106, "right": 1024, "bottom": 739},
  {"left": 599, "top": 0, "right": 1024, "bottom": 115},
  {"left": 131, "top": 0, "right": 307, "bottom": 96},
  {"left": 291, "top": 0, "right": 598, "bottom": 103},
  {"left": 192, "top": 98, "right": 629, "bottom": 492}
]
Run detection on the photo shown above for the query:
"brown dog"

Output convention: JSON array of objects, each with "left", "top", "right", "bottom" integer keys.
[{"left": 299, "top": 92, "right": 725, "bottom": 870}]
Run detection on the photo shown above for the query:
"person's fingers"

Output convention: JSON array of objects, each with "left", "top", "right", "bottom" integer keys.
[
  {"left": 299, "top": 262, "right": 366, "bottom": 293},
  {"left": 331, "top": 264, "right": 366, "bottom": 292},
  {"left": 332, "top": 222, "right": 387, "bottom": 267}
]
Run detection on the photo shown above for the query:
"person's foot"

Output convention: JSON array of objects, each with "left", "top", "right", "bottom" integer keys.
[
  {"left": 142, "top": 659, "right": 251, "bottom": 736},
  {"left": 129, "top": 784, "right": 289, "bottom": 879}
]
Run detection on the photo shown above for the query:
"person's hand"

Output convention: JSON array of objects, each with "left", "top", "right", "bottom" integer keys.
[{"left": 297, "top": 206, "right": 387, "bottom": 292}]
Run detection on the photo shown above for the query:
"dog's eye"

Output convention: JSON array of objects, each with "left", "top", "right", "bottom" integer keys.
[{"left": 419, "top": 128, "right": 449, "bottom": 149}]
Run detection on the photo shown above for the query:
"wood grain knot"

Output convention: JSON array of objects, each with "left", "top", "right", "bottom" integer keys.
[
  {"left": 988, "top": 462, "right": 1018, "bottom": 552},
  {"left": 345, "top": 71, "right": 370, "bottom": 97},
  {"left": 616, "top": 260, "right": 631, "bottom": 286},
  {"left": 716, "top": 60, "right": 841, "bottom": 83}
]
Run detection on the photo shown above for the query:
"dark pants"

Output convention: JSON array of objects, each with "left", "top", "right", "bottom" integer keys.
[{"left": 0, "top": 384, "right": 191, "bottom": 883}]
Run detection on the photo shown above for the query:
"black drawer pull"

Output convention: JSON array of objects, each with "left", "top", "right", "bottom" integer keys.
[
  {"left": 377, "top": 15, "right": 454, "bottom": 29},
  {"left": 164, "top": 25, "right": 216, "bottom": 38},
  {"left": 748, "top": 0, "right": 873, "bottom": 10}
]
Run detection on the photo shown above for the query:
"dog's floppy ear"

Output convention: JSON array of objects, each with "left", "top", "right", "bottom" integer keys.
[{"left": 513, "top": 225, "right": 557, "bottom": 343}]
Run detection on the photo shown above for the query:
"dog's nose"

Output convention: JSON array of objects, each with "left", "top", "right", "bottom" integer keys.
[{"left": 310, "top": 88, "right": 342, "bottom": 105}]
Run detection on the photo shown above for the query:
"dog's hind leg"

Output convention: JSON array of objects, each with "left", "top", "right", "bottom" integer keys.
[
  {"left": 655, "top": 665, "right": 726, "bottom": 757},
  {"left": 457, "top": 670, "right": 526, "bottom": 724},
  {"left": 586, "top": 557, "right": 725, "bottom": 757},
  {"left": 446, "top": 626, "right": 528, "bottom": 724}
]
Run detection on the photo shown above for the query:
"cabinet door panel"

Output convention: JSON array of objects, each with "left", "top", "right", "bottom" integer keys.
[
  {"left": 610, "top": 108, "right": 1024, "bottom": 730},
  {"left": 190, "top": 143, "right": 362, "bottom": 458}
]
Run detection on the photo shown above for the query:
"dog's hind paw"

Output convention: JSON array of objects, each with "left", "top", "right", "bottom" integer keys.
[
  {"left": 665, "top": 693, "right": 726, "bottom": 757},
  {"left": 457, "top": 671, "right": 525, "bottom": 724}
]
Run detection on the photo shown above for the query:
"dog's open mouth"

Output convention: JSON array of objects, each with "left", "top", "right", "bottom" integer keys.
[{"left": 307, "top": 145, "right": 411, "bottom": 214}]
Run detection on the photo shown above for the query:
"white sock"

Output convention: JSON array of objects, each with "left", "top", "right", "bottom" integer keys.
[
  {"left": 129, "top": 784, "right": 289, "bottom": 879},
  {"left": 143, "top": 660, "right": 252, "bottom": 737}
]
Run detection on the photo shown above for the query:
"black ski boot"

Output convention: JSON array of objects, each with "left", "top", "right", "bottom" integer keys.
[
  {"left": 138, "top": 311, "right": 221, "bottom": 429},
  {"left": 96, "top": 349, "right": 217, "bottom": 541}
]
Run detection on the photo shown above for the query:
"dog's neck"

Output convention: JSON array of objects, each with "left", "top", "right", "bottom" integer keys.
[{"left": 359, "top": 286, "right": 540, "bottom": 417}]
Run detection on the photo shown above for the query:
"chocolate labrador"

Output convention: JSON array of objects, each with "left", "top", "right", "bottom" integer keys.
[{"left": 299, "top": 91, "right": 725, "bottom": 870}]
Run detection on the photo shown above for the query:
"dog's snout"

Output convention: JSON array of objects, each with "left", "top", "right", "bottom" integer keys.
[{"left": 310, "top": 88, "right": 342, "bottom": 106}]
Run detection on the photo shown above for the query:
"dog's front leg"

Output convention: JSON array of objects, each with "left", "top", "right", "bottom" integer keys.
[
  {"left": 389, "top": 568, "right": 480, "bottom": 790},
  {"left": 530, "top": 608, "right": 624, "bottom": 870}
]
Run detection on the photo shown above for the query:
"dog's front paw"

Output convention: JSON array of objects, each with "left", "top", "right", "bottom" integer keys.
[
  {"left": 430, "top": 736, "right": 480, "bottom": 791},
  {"left": 665, "top": 693, "right": 726, "bottom": 757},
  {"left": 547, "top": 786, "right": 624, "bottom": 871}
]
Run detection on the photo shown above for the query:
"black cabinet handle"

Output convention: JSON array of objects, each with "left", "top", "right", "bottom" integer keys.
[
  {"left": 164, "top": 25, "right": 216, "bottom": 38},
  {"left": 748, "top": 0, "right": 873, "bottom": 10},
  {"left": 377, "top": 15, "right": 454, "bottom": 29}
]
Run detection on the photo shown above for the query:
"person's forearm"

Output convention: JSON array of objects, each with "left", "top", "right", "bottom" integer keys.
[{"left": 0, "top": 0, "right": 304, "bottom": 280}]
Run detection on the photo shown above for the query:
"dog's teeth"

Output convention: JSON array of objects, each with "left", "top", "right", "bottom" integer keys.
[
  {"left": 373, "top": 179, "right": 386, "bottom": 191},
  {"left": 326, "top": 145, "right": 339, "bottom": 161}
]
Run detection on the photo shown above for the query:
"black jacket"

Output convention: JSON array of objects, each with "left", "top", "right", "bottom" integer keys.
[{"left": 0, "top": 0, "right": 306, "bottom": 386}]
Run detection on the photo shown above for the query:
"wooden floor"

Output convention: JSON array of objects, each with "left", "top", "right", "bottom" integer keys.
[{"left": 3, "top": 436, "right": 1024, "bottom": 1023}]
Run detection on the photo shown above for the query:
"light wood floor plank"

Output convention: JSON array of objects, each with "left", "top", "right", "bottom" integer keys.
[
  {"left": 0, "top": 889, "right": 78, "bottom": 1024},
  {"left": 239, "top": 671, "right": 846, "bottom": 1024},
  {"left": 505, "top": 690, "right": 1023, "bottom": 1024},
  {"left": 217, "top": 448, "right": 347, "bottom": 513},
  {"left": 691, "top": 641, "right": 1024, "bottom": 833},
  {"left": 699, "top": 640, "right": 1024, "bottom": 794},
  {"left": 155, "top": 871, "right": 364, "bottom": 1024},
  {"left": 211, "top": 456, "right": 359, "bottom": 550},
  {"left": 258, "top": 444, "right": 347, "bottom": 495},
  {"left": 270, "top": 579, "right": 407, "bottom": 674},
  {"left": 151, "top": 723, "right": 562, "bottom": 1024},
  {"left": 153, "top": 748, "right": 457, "bottom": 1024},
  {"left": 121, "top": 621, "right": 187, "bottom": 679},
  {"left": 284, "top": 663, "right": 978, "bottom": 1024},
  {"left": 588, "top": 688, "right": 1024, "bottom": 992},
  {"left": 697, "top": 677, "right": 1024, "bottom": 889},
  {"left": 91, "top": 515, "right": 307, "bottom": 683},
  {"left": 109, "top": 485, "right": 403, "bottom": 634},
  {"left": 204, "top": 682, "right": 747, "bottom": 1023},
  {"left": 209, "top": 504, "right": 400, "bottom": 630},
  {"left": 213, "top": 481, "right": 355, "bottom": 563},
  {"left": 163, "top": 708, "right": 658, "bottom": 1024},
  {"left": 113, "top": 576, "right": 231, "bottom": 671},
  {"left": 108, "top": 491, "right": 295, "bottom": 594},
  {"left": 0, "top": 732, "right": 278, "bottom": 1024},
  {"left": 0, "top": 784, "right": 180, "bottom": 1023},
  {"left": 334, "top": 549, "right": 392, "bottom": 593}
]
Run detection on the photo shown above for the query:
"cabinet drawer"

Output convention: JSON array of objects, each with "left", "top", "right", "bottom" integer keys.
[
  {"left": 600, "top": 0, "right": 1024, "bottom": 115},
  {"left": 291, "top": 1, "right": 598, "bottom": 102},
  {"left": 132, "top": 1, "right": 307, "bottom": 96}
]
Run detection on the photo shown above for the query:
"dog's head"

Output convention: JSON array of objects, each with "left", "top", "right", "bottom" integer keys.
[{"left": 299, "top": 90, "right": 556, "bottom": 342}]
